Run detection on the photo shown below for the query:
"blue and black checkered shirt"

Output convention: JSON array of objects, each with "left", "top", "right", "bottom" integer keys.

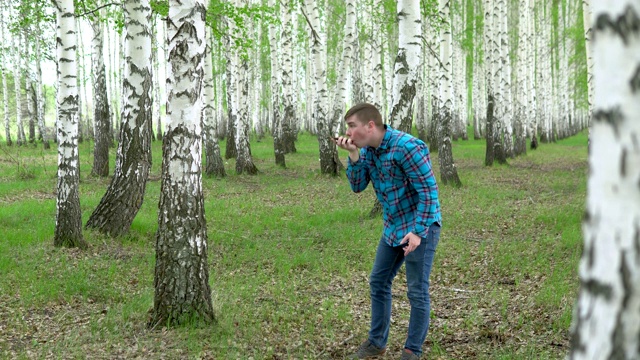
[{"left": 347, "top": 126, "right": 442, "bottom": 247}]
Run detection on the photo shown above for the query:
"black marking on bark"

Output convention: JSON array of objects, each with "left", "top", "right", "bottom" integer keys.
[
  {"left": 584, "top": 278, "right": 613, "bottom": 301},
  {"left": 621, "top": 148, "right": 627, "bottom": 177},
  {"left": 594, "top": 6, "right": 640, "bottom": 46},
  {"left": 611, "top": 254, "right": 631, "bottom": 359},
  {"left": 635, "top": 226, "right": 640, "bottom": 264},
  {"left": 630, "top": 65, "right": 640, "bottom": 93},
  {"left": 593, "top": 107, "right": 624, "bottom": 138}
]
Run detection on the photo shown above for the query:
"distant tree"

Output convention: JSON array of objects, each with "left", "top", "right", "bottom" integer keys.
[
  {"left": 268, "top": 0, "right": 285, "bottom": 167},
  {"left": 569, "top": 3, "right": 640, "bottom": 358},
  {"left": 0, "top": 0, "right": 11, "bottom": 146},
  {"left": 54, "top": 0, "right": 86, "bottom": 249},
  {"left": 86, "top": 0, "right": 153, "bottom": 237},
  {"left": 150, "top": 0, "right": 214, "bottom": 327},
  {"left": 203, "top": 26, "right": 225, "bottom": 177}
]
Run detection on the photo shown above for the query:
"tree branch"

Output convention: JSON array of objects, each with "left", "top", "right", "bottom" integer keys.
[
  {"left": 300, "top": 6, "right": 319, "bottom": 44},
  {"left": 77, "top": 2, "right": 122, "bottom": 18}
]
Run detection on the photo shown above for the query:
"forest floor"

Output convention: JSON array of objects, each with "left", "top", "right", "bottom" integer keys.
[{"left": 0, "top": 130, "right": 587, "bottom": 359}]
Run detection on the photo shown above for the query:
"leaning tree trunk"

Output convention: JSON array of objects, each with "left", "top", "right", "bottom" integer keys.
[
  {"left": 203, "top": 26, "right": 225, "bottom": 178},
  {"left": 85, "top": 0, "right": 153, "bottom": 237},
  {"left": 437, "top": 0, "right": 461, "bottom": 187},
  {"left": 54, "top": 0, "right": 86, "bottom": 249},
  {"left": 569, "top": 3, "right": 640, "bottom": 359},
  {"left": 90, "top": 17, "right": 111, "bottom": 177},
  {"left": 150, "top": 0, "right": 215, "bottom": 328}
]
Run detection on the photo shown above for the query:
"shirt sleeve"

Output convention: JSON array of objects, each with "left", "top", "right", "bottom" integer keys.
[
  {"left": 346, "top": 149, "right": 370, "bottom": 193},
  {"left": 400, "top": 141, "right": 439, "bottom": 239}
]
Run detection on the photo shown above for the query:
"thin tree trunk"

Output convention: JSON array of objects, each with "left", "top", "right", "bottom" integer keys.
[
  {"left": 151, "top": 0, "right": 214, "bottom": 327},
  {"left": 13, "top": 31, "right": 25, "bottom": 146},
  {"left": 268, "top": 0, "right": 285, "bottom": 166},
  {"left": 0, "top": 0, "right": 10, "bottom": 146},
  {"left": 54, "top": 0, "right": 86, "bottom": 249},
  {"left": 34, "top": 30, "right": 49, "bottom": 149},
  {"left": 90, "top": 16, "right": 111, "bottom": 177},
  {"left": 86, "top": 0, "right": 153, "bottom": 237},
  {"left": 203, "top": 27, "right": 225, "bottom": 178}
]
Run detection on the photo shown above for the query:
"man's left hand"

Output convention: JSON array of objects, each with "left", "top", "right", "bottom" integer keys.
[{"left": 401, "top": 232, "right": 421, "bottom": 256}]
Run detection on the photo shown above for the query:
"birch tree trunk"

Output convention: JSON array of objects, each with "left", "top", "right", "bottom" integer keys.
[
  {"left": 437, "top": 0, "right": 462, "bottom": 187},
  {"left": 327, "top": 0, "right": 355, "bottom": 169},
  {"left": 0, "top": 0, "right": 9, "bottom": 146},
  {"left": 582, "top": 0, "right": 593, "bottom": 120},
  {"left": 484, "top": 0, "right": 496, "bottom": 166},
  {"left": 281, "top": 0, "right": 297, "bottom": 155},
  {"left": 234, "top": 0, "right": 258, "bottom": 175},
  {"left": 24, "top": 31, "right": 35, "bottom": 144},
  {"left": 151, "top": 0, "right": 214, "bottom": 327},
  {"left": 268, "top": 0, "right": 285, "bottom": 166},
  {"left": 513, "top": 0, "right": 529, "bottom": 156},
  {"left": 304, "top": 0, "right": 339, "bottom": 175},
  {"left": 13, "top": 30, "right": 25, "bottom": 146},
  {"left": 86, "top": 0, "right": 153, "bottom": 237},
  {"left": 388, "top": 0, "right": 421, "bottom": 133},
  {"left": 35, "top": 31, "right": 49, "bottom": 149},
  {"left": 223, "top": 14, "right": 238, "bottom": 159},
  {"left": 569, "top": 3, "right": 640, "bottom": 358},
  {"left": 497, "top": 0, "right": 513, "bottom": 159},
  {"left": 54, "top": 0, "right": 86, "bottom": 249},
  {"left": 203, "top": 26, "right": 225, "bottom": 177},
  {"left": 76, "top": 21, "right": 85, "bottom": 144},
  {"left": 153, "top": 16, "right": 163, "bottom": 141},
  {"left": 90, "top": 17, "right": 111, "bottom": 177}
]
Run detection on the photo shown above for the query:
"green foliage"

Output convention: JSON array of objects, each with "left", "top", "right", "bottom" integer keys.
[{"left": 0, "top": 130, "right": 586, "bottom": 359}]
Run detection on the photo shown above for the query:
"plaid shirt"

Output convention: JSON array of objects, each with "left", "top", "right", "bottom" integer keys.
[{"left": 347, "top": 126, "right": 442, "bottom": 247}]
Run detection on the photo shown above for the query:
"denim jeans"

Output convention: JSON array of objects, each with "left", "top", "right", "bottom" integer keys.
[{"left": 367, "top": 224, "right": 441, "bottom": 356}]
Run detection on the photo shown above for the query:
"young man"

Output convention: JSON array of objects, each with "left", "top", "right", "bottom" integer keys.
[{"left": 333, "top": 103, "right": 442, "bottom": 360}]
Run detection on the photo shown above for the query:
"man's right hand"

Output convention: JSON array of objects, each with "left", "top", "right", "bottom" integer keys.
[{"left": 333, "top": 136, "right": 359, "bottom": 162}]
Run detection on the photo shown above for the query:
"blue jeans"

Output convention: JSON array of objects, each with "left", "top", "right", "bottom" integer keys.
[{"left": 367, "top": 224, "right": 441, "bottom": 356}]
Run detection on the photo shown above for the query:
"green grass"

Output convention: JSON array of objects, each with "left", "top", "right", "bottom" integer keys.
[{"left": 0, "top": 131, "right": 587, "bottom": 359}]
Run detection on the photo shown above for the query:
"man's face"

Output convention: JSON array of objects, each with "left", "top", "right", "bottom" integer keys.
[{"left": 345, "top": 115, "right": 372, "bottom": 148}]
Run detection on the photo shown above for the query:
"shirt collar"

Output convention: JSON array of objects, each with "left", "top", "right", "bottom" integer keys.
[{"left": 372, "top": 125, "right": 391, "bottom": 152}]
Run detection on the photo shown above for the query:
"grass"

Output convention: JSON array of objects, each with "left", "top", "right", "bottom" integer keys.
[{"left": 0, "top": 130, "right": 587, "bottom": 359}]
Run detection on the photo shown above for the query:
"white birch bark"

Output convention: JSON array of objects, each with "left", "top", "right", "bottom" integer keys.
[
  {"left": 76, "top": 20, "right": 85, "bottom": 143},
  {"left": 280, "top": 0, "right": 297, "bottom": 156},
  {"left": 152, "top": 0, "right": 214, "bottom": 327},
  {"left": 234, "top": 0, "right": 258, "bottom": 175},
  {"left": 34, "top": 30, "right": 49, "bottom": 149},
  {"left": 437, "top": 0, "right": 461, "bottom": 186},
  {"left": 527, "top": 0, "right": 536, "bottom": 142},
  {"left": 329, "top": 0, "right": 355, "bottom": 136},
  {"left": 582, "top": 0, "right": 593, "bottom": 120},
  {"left": 268, "top": 0, "right": 284, "bottom": 165},
  {"left": 85, "top": 0, "right": 154, "bottom": 236},
  {"left": 0, "top": 0, "right": 9, "bottom": 145},
  {"left": 203, "top": 26, "right": 225, "bottom": 177},
  {"left": 389, "top": 0, "right": 422, "bottom": 132},
  {"left": 498, "top": 0, "right": 513, "bottom": 158},
  {"left": 304, "top": 0, "right": 337, "bottom": 174},
  {"left": 13, "top": 30, "right": 25, "bottom": 145},
  {"left": 90, "top": 15, "right": 111, "bottom": 177},
  {"left": 54, "top": 0, "right": 85, "bottom": 248},
  {"left": 569, "top": 2, "right": 640, "bottom": 358}
]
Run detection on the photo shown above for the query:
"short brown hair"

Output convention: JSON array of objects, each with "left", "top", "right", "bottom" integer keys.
[{"left": 344, "top": 103, "right": 384, "bottom": 129}]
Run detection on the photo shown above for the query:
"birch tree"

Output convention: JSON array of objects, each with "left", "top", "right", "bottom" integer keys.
[
  {"left": 582, "top": 0, "right": 593, "bottom": 119},
  {"left": 13, "top": 28, "right": 25, "bottom": 146},
  {"left": 90, "top": 12, "right": 111, "bottom": 177},
  {"left": 54, "top": 0, "right": 86, "bottom": 249},
  {"left": 234, "top": 0, "right": 258, "bottom": 175},
  {"left": 388, "top": 0, "right": 421, "bottom": 133},
  {"left": 304, "top": 0, "right": 339, "bottom": 175},
  {"left": 203, "top": 26, "right": 225, "bottom": 177},
  {"left": 151, "top": 0, "right": 214, "bottom": 327},
  {"left": 268, "top": 0, "right": 285, "bottom": 166},
  {"left": 86, "top": 0, "right": 153, "bottom": 237},
  {"left": 569, "top": 2, "right": 640, "bottom": 358},
  {"left": 0, "top": 1, "right": 11, "bottom": 146},
  {"left": 437, "top": 0, "right": 462, "bottom": 187}
]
